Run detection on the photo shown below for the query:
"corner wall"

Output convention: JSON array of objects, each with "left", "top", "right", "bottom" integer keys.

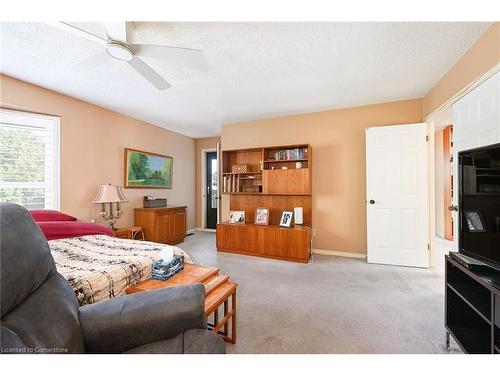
[
  {"left": 423, "top": 22, "right": 500, "bottom": 118},
  {"left": 0, "top": 74, "right": 196, "bottom": 229}
]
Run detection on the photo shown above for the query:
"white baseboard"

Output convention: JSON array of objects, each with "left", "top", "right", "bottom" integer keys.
[
  {"left": 194, "top": 228, "right": 216, "bottom": 233},
  {"left": 312, "top": 248, "right": 367, "bottom": 259}
]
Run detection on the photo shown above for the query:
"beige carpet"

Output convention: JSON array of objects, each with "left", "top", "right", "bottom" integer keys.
[{"left": 177, "top": 231, "right": 460, "bottom": 354}]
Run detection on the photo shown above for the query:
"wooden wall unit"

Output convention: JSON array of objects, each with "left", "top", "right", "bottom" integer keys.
[
  {"left": 135, "top": 206, "right": 187, "bottom": 245},
  {"left": 217, "top": 223, "right": 312, "bottom": 263},
  {"left": 218, "top": 144, "right": 312, "bottom": 263},
  {"left": 229, "top": 195, "right": 312, "bottom": 226},
  {"left": 263, "top": 168, "right": 310, "bottom": 195}
]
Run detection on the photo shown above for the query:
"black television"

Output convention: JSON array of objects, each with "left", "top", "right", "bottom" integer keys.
[{"left": 458, "top": 143, "right": 500, "bottom": 271}]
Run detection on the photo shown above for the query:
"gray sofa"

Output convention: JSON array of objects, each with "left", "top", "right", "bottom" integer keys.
[{"left": 0, "top": 203, "right": 225, "bottom": 354}]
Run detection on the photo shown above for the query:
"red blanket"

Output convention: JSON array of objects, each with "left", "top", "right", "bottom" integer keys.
[{"left": 37, "top": 221, "right": 115, "bottom": 241}]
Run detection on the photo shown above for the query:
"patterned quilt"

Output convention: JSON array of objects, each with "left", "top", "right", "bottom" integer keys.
[{"left": 48, "top": 235, "right": 192, "bottom": 306}]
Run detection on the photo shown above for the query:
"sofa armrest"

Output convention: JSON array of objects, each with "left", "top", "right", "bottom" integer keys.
[{"left": 79, "top": 284, "right": 206, "bottom": 353}]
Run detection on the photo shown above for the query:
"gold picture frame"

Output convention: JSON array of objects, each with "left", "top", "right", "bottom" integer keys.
[{"left": 124, "top": 148, "right": 173, "bottom": 189}]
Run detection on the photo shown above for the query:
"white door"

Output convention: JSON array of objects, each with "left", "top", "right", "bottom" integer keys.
[
  {"left": 452, "top": 72, "right": 500, "bottom": 251},
  {"left": 366, "top": 123, "right": 430, "bottom": 268}
]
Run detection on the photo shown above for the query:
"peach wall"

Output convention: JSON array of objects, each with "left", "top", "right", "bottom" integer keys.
[
  {"left": 195, "top": 137, "right": 220, "bottom": 228},
  {"left": 423, "top": 22, "right": 500, "bottom": 118},
  {"left": 221, "top": 99, "right": 423, "bottom": 254},
  {"left": 0, "top": 74, "right": 196, "bottom": 229}
]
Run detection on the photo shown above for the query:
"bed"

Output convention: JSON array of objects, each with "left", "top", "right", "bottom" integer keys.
[{"left": 30, "top": 210, "right": 192, "bottom": 306}]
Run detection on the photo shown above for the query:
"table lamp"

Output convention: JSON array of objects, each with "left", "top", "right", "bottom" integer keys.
[{"left": 92, "top": 183, "right": 127, "bottom": 230}]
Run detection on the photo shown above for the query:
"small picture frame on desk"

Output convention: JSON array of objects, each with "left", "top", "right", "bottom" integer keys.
[
  {"left": 229, "top": 210, "right": 246, "bottom": 224},
  {"left": 254, "top": 207, "right": 269, "bottom": 225},
  {"left": 279, "top": 211, "right": 293, "bottom": 228}
]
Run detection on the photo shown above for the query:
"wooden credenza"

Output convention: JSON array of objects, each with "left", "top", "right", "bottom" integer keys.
[
  {"left": 134, "top": 206, "right": 187, "bottom": 245},
  {"left": 217, "top": 222, "right": 312, "bottom": 263}
]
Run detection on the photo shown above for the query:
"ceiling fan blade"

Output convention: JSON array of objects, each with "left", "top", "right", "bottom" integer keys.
[
  {"left": 48, "top": 22, "right": 107, "bottom": 45},
  {"left": 127, "top": 56, "right": 171, "bottom": 90},
  {"left": 103, "top": 22, "right": 134, "bottom": 44},
  {"left": 74, "top": 51, "right": 111, "bottom": 70},
  {"left": 128, "top": 44, "right": 206, "bottom": 67}
]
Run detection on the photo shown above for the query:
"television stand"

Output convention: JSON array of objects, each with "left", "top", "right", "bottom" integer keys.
[{"left": 445, "top": 255, "right": 500, "bottom": 353}]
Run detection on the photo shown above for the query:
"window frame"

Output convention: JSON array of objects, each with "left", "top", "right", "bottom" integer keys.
[{"left": 0, "top": 108, "right": 61, "bottom": 210}]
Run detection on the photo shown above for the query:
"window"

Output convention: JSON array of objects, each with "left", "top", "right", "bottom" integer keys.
[{"left": 0, "top": 109, "right": 60, "bottom": 210}]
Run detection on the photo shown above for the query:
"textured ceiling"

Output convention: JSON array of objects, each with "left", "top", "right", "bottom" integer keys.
[{"left": 0, "top": 22, "right": 491, "bottom": 138}]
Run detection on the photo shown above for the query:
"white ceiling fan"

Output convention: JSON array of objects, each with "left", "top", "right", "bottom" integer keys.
[{"left": 49, "top": 22, "right": 205, "bottom": 90}]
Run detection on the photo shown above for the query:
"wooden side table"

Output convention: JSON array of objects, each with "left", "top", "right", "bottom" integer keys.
[
  {"left": 126, "top": 263, "right": 237, "bottom": 344},
  {"left": 113, "top": 226, "right": 145, "bottom": 240}
]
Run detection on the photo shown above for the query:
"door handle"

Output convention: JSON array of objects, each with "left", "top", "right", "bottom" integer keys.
[
  {"left": 369, "top": 199, "right": 375, "bottom": 204},
  {"left": 448, "top": 204, "right": 459, "bottom": 212}
]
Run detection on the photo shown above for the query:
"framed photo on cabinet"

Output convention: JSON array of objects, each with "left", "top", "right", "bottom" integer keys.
[
  {"left": 279, "top": 211, "right": 293, "bottom": 227},
  {"left": 254, "top": 207, "right": 269, "bottom": 225},
  {"left": 229, "top": 210, "right": 246, "bottom": 224}
]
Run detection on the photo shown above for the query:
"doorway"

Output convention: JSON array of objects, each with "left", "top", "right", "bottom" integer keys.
[
  {"left": 443, "top": 125, "right": 454, "bottom": 241},
  {"left": 205, "top": 151, "right": 218, "bottom": 229}
]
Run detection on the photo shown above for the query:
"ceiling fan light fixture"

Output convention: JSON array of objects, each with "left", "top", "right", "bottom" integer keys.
[{"left": 105, "top": 42, "right": 133, "bottom": 61}]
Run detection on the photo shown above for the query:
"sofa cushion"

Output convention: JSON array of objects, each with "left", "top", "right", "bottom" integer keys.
[
  {"left": 183, "top": 329, "right": 226, "bottom": 354},
  {"left": 124, "top": 334, "right": 184, "bottom": 354},
  {"left": 0, "top": 204, "right": 57, "bottom": 317},
  {"left": 1, "top": 273, "right": 85, "bottom": 353},
  {"left": 124, "top": 329, "right": 225, "bottom": 354}
]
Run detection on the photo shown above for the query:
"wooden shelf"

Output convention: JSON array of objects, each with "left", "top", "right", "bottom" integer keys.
[
  {"left": 217, "top": 222, "right": 312, "bottom": 263},
  {"left": 222, "top": 192, "right": 311, "bottom": 196},
  {"left": 220, "top": 143, "right": 312, "bottom": 262},
  {"left": 264, "top": 159, "right": 308, "bottom": 163},
  {"left": 223, "top": 172, "right": 262, "bottom": 175},
  {"left": 220, "top": 222, "right": 312, "bottom": 230}
]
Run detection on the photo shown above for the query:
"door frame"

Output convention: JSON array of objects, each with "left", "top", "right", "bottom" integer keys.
[
  {"left": 200, "top": 147, "right": 217, "bottom": 231},
  {"left": 425, "top": 63, "right": 499, "bottom": 269}
]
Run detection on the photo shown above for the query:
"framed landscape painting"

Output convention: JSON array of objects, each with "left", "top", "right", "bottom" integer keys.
[{"left": 124, "top": 148, "right": 173, "bottom": 188}]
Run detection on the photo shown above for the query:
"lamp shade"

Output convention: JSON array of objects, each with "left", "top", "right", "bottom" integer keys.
[{"left": 92, "top": 184, "right": 127, "bottom": 203}]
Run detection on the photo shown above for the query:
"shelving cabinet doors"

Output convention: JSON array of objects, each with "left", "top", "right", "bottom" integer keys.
[
  {"left": 262, "top": 168, "right": 310, "bottom": 195},
  {"left": 170, "top": 209, "right": 187, "bottom": 244}
]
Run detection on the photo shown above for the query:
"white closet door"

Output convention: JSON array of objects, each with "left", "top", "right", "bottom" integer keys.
[
  {"left": 366, "top": 123, "right": 430, "bottom": 268},
  {"left": 452, "top": 72, "right": 500, "bottom": 250}
]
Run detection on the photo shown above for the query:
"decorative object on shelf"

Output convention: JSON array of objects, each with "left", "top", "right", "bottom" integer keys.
[
  {"left": 229, "top": 210, "right": 245, "bottom": 224},
  {"left": 296, "top": 162, "right": 303, "bottom": 169},
  {"left": 270, "top": 166, "right": 276, "bottom": 170},
  {"left": 279, "top": 210, "right": 293, "bottom": 227},
  {"left": 272, "top": 148, "right": 307, "bottom": 161},
  {"left": 254, "top": 207, "right": 269, "bottom": 225},
  {"left": 232, "top": 163, "right": 249, "bottom": 173},
  {"left": 259, "top": 160, "right": 264, "bottom": 171},
  {"left": 92, "top": 183, "right": 128, "bottom": 229},
  {"left": 143, "top": 196, "right": 167, "bottom": 208},
  {"left": 294, "top": 207, "right": 304, "bottom": 225},
  {"left": 124, "top": 148, "right": 173, "bottom": 188},
  {"left": 282, "top": 166, "right": 288, "bottom": 170},
  {"left": 464, "top": 210, "right": 486, "bottom": 232},
  {"left": 152, "top": 255, "right": 185, "bottom": 281}
]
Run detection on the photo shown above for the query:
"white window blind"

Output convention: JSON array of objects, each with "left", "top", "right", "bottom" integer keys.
[{"left": 0, "top": 109, "right": 60, "bottom": 210}]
